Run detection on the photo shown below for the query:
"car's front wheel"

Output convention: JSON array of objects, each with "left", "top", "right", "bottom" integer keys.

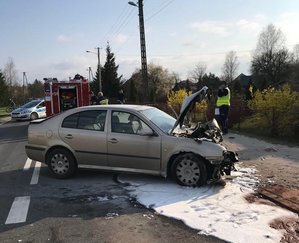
[
  {"left": 47, "top": 148, "right": 77, "bottom": 179},
  {"left": 171, "top": 153, "right": 207, "bottom": 187},
  {"left": 30, "top": 112, "right": 38, "bottom": 120}
]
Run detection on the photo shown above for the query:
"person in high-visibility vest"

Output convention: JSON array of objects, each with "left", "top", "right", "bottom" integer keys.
[
  {"left": 216, "top": 81, "right": 230, "bottom": 134},
  {"left": 97, "top": 92, "right": 109, "bottom": 105}
]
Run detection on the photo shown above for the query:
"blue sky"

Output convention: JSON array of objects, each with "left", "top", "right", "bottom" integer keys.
[{"left": 0, "top": 0, "right": 299, "bottom": 83}]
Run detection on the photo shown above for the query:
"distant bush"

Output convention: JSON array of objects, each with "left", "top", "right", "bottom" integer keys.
[{"left": 248, "top": 84, "right": 299, "bottom": 137}]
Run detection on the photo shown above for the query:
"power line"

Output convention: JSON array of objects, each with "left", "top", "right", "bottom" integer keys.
[
  {"left": 145, "top": 0, "right": 175, "bottom": 22},
  {"left": 101, "top": 4, "right": 131, "bottom": 44},
  {"left": 114, "top": 0, "right": 175, "bottom": 54},
  {"left": 109, "top": 9, "right": 135, "bottom": 41}
]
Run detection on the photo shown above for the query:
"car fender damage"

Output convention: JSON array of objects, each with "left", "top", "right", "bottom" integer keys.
[
  {"left": 172, "top": 121, "right": 239, "bottom": 182},
  {"left": 169, "top": 86, "right": 239, "bottom": 184}
]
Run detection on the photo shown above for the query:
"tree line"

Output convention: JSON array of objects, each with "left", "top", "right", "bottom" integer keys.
[{"left": 1, "top": 23, "right": 298, "bottom": 108}]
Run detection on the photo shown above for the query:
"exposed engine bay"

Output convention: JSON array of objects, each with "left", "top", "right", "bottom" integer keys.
[{"left": 173, "top": 118, "right": 223, "bottom": 143}]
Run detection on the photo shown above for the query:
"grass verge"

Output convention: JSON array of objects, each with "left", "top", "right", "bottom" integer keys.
[{"left": 0, "top": 107, "right": 10, "bottom": 117}]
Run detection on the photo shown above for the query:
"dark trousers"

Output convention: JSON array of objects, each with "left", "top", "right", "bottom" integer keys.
[{"left": 218, "top": 105, "right": 229, "bottom": 134}]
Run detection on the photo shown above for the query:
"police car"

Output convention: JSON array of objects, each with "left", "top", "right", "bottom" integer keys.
[{"left": 11, "top": 99, "right": 46, "bottom": 121}]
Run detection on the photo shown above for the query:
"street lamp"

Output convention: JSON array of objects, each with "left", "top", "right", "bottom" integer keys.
[
  {"left": 128, "top": 0, "right": 149, "bottom": 103},
  {"left": 86, "top": 47, "right": 102, "bottom": 93}
]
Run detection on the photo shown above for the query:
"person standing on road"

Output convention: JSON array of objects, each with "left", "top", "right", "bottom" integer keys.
[
  {"left": 97, "top": 92, "right": 109, "bottom": 105},
  {"left": 117, "top": 89, "right": 125, "bottom": 104},
  {"left": 90, "top": 92, "right": 98, "bottom": 105},
  {"left": 216, "top": 81, "right": 230, "bottom": 134}
]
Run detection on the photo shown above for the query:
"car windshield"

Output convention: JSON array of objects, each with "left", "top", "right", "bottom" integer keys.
[
  {"left": 140, "top": 107, "right": 176, "bottom": 134},
  {"left": 21, "top": 100, "right": 41, "bottom": 108}
]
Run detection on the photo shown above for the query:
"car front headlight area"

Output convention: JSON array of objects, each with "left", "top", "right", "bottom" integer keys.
[{"left": 223, "top": 151, "right": 239, "bottom": 163}]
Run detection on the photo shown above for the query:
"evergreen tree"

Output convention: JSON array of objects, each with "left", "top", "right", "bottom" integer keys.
[
  {"left": 0, "top": 71, "right": 9, "bottom": 106},
  {"left": 102, "top": 43, "right": 122, "bottom": 98},
  {"left": 90, "top": 67, "right": 103, "bottom": 95},
  {"left": 28, "top": 79, "right": 44, "bottom": 99},
  {"left": 129, "top": 79, "right": 137, "bottom": 102}
]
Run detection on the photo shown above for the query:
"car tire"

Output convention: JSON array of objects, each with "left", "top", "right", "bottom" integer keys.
[
  {"left": 30, "top": 112, "right": 38, "bottom": 120},
  {"left": 171, "top": 153, "right": 207, "bottom": 187},
  {"left": 47, "top": 148, "right": 77, "bottom": 179}
]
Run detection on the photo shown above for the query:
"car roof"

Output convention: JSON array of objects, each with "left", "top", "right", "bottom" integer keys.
[{"left": 73, "top": 104, "right": 154, "bottom": 112}]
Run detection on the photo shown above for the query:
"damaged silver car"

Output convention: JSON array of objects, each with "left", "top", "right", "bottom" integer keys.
[{"left": 25, "top": 86, "right": 238, "bottom": 186}]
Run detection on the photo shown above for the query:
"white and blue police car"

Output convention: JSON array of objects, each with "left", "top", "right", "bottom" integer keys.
[{"left": 11, "top": 99, "right": 46, "bottom": 121}]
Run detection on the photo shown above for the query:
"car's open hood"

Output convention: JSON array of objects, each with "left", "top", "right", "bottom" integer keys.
[{"left": 170, "top": 86, "right": 209, "bottom": 134}]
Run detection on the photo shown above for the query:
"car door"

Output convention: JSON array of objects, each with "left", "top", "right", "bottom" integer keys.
[
  {"left": 36, "top": 101, "right": 46, "bottom": 118},
  {"left": 107, "top": 110, "right": 161, "bottom": 173},
  {"left": 59, "top": 109, "right": 108, "bottom": 166}
]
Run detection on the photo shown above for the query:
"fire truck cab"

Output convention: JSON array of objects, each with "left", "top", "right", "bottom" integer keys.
[{"left": 44, "top": 74, "right": 90, "bottom": 117}]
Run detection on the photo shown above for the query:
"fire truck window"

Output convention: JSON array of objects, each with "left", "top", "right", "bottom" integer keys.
[
  {"left": 62, "top": 113, "right": 79, "bottom": 129},
  {"left": 77, "top": 110, "right": 107, "bottom": 131}
]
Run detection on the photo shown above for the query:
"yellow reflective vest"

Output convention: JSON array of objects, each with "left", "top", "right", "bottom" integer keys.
[{"left": 216, "top": 87, "right": 230, "bottom": 106}]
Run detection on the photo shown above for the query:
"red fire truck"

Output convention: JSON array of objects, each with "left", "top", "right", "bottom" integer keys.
[{"left": 44, "top": 74, "right": 91, "bottom": 117}]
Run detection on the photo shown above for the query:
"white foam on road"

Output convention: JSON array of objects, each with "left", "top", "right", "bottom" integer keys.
[
  {"left": 5, "top": 196, "right": 30, "bottom": 224},
  {"left": 30, "top": 162, "right": 41, "bottom": 185},
  {"left": 120, "top": 167, "right": 298, "bottom": 243}
]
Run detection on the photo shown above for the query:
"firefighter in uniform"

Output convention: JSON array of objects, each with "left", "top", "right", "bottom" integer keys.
[{"left": 216, "top": 81, "right": 230, "bottom": 134}]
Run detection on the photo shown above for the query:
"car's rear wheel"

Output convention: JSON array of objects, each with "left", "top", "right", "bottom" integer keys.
[
  {"left": 171, "top": 153, "right": 207, "bottom": 187},
  {"left": 47, "top": 148, "right": 77, "bottom": 179},
  {"left": 30, "top": 112, "right": 38, "bottom": 120}
]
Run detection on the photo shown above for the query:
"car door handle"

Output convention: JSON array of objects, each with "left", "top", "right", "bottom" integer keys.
[
  {"left": 108, "top": 138, "right": 118, "bottom": 143},
  {"left": 65, "top": 134, "right": 73, "bottom": 139}
]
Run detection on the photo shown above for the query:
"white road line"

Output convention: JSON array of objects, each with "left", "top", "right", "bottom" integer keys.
[
  {"left": 5, "top": 196, "right": 31, "bottom": 224},
  {"left": 30, "top": 162, "right": 41, "bottom": 185},
  {"left": 23, "top": 158, "right": 32, "bottom": 171}
]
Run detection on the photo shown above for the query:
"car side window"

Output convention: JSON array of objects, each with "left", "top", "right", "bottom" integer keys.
[
  {"left": 37, "top": 101, "right": 45, "bottom": 108},
  {"left": 111, "top": 111, "right": 152, "bottom": 135},
  {"left": 62, "top": 113, "right": 79, "bottom": 128},
  {"left": 62, "top": 110, "right": 107, "bottom": 131}
]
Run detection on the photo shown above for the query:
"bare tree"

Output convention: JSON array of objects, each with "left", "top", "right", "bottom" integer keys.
[
  {"left": 255, "top": 23, "right": 285, "bottom": 55},
  {"left": 251, "top": 23, "right": 292, "bottom": 85},
  {"left": 222, "top": 50, "right": 239, "bottom": 83},
  {"left": 293, "top": 44, "right": 299, "bottom": 63},
  {"left": 188, "top": 62, "right": 207, "bottom": 85},
  {"left": 148, "top": 63, "right": 175, "bottom": 102},
  {"left": 170, "top": 71, "right": 181, "bottom": 83},
  {"left": 3, "top": 57, "right": 18, "bottom": 95}
]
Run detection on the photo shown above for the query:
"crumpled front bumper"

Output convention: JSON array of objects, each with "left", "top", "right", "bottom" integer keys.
[
  {"left": 223, "top": 151, "right": 239, "bottom": 163},
  {"left": 209, "top": 151, "right": 239, "bottom": 180}
]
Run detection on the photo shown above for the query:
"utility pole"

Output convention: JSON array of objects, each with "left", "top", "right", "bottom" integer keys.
[
  {"left": 22, "top": 72, "right": 28, "bottom": 103},
  {"left": 86, "top": 47, "right": 102, "bottom": 93},
  {"left": 96, "top": 47, "right": 102, "bottom": 93},
  {"left": 129, "top": 0, "right": 149, "bottom": 103}
]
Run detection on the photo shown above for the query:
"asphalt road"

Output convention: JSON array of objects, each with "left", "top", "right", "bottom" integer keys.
[{"left": 0, "top": 119, "right": 225, "bottom": 243}]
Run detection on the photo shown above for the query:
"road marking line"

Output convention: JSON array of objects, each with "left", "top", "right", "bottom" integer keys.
[
  {"left": 5, "top": 196, "right": 30, "bottom": 224},
  {"left": 30, "top": 162, "right": 41, "bottom": 185},
  {"left": 23, "top": 158, "right": 32, "bottom": 170}
]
